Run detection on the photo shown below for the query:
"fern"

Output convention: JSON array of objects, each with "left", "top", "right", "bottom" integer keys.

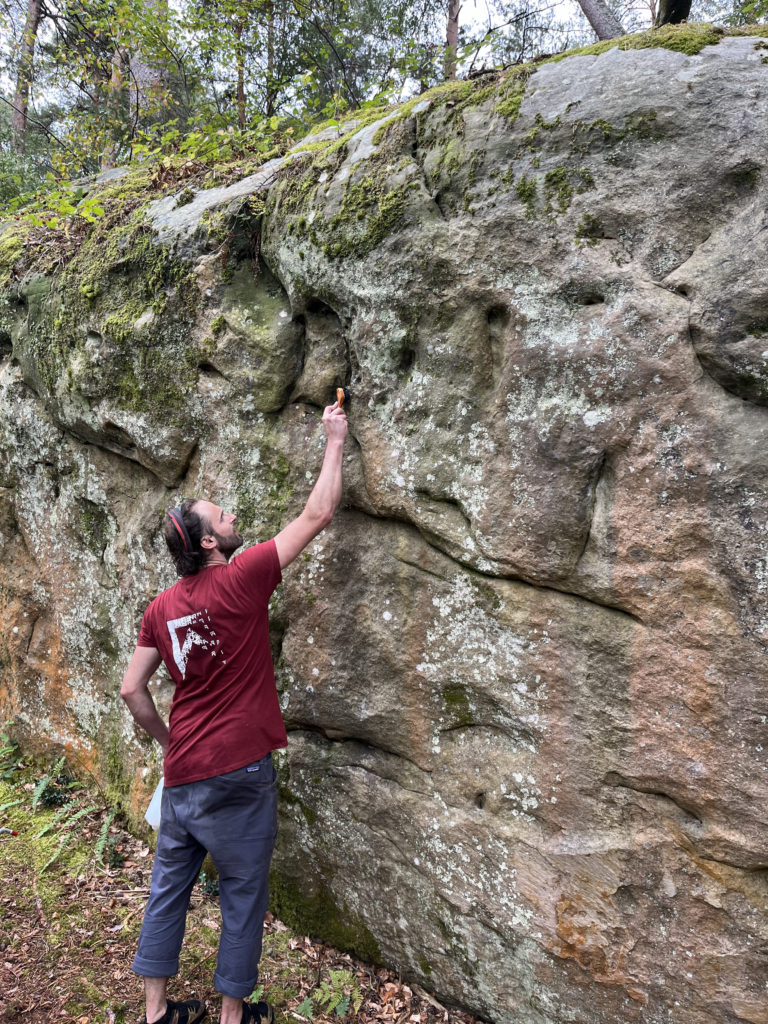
[
  {"left": 36, "top": 803, "right": 75, "bottom": 836},
  {"left": 310, "top": 969, "right": 362, "bottom": 1019},
  {"left": 31, "top": 774, "right": 51, "bottom": 811},
  {"left": 351, "top": 984, "right": 363, "bottom": 1015},
  {"left": 36, "top": 803, "right": 97, "bottom": 837},
  {"left": 31, "top": 755, "right": 67, "bottom": 811},
  {"left": 95, "top": 807, "right": 118, "bottom": 863},
  {"left": 41, "top": 830, "right": 76, "bottom": 871},
  {"left": 318, "top": 982, "right": 345, "bottom": 1015},
  {"left": 295, "top": 997, "right": 314, "bottom": 1020}
]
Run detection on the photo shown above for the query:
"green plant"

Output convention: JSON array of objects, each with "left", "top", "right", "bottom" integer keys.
[
  {"left": 31, "top": 756, "right": 68, "bottom": 810},
  {"left": 94, "top": 808, "right": 119, "bottom": 863},
  {"left": 0, "top": 724, "right": 22, "bottom": 781},
  {"left": 131, "top": 113, "right": 292, "bottom": 166},
  {"left": 8, "top": 184, "right": 106, "bottom": 230},
  {"left": 23, "top": 752, "right": 122, "bottom": 871},
  {"left": 199, "top": 869, "right": 220, "bottom": 899},
  {"left": 296, "top": 969, "right": 364, "bottom": 1020}
]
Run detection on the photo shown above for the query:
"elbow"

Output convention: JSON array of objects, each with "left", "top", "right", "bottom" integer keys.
[
  {"left": 120, "top": 676, "right": 136, "bottom": 707},
  {"left": 322, "top": 491, "right": 342, "bottom": 526},
  {"left": 320, "top": 506, "right": 336, "bottom": 529},
  {"left": 311, "top": 504, "right": 336, "bottom": 532}
]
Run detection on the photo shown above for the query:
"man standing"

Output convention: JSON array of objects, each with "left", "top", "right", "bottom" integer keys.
[{"left": 121, "top": 401, "right": 348, "bottom": 1024}]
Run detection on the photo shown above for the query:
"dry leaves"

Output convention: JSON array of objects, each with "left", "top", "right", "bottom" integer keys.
[{"left": 0, "top": 799, "right": 480, "bottom": 1024}]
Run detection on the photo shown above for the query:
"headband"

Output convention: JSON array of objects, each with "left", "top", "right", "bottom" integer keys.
[{"left": 167, "top": 507, "right": 192, "bottom": 552}]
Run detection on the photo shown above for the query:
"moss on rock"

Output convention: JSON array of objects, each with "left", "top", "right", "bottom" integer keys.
[
  {"left": 545, "top": 22, "right": 728, "bottom": 62},
  {"left": 324, "top": 176, "right": 414, "bottom": 260},
  {"left": 269, "top": 872, "right": 382, "bottom": 964},
  {"left": 234, "top": 444, "right": 293, "bottom": 536},
  {"left": 0, "top": 226, "right": 26, "bottom": 290},
  {"left": 35, "top": 215, "right": 199, "bottom": 420},
  {"left": 442, "top": 682, "right": 473, "bottom": 728}
]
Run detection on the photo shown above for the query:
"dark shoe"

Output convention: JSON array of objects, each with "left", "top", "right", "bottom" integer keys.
[
  {"left": 240, "top": 1002, "right": 274, "bottom": 1024},
  {"left": 145, "top": 999, "right": 208, "bottom": 1024}
]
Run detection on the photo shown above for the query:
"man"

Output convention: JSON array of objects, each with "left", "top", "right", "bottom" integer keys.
[{"left": 121, "top": 400, "right": 348, "bottom": 1024}]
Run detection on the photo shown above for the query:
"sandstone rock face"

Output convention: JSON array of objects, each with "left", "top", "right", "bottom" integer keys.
[{"left": 2, "top": 31, "right": 768, "bottom": 1024}]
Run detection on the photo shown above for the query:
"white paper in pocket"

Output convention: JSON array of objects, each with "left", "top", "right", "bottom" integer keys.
[{"left": 145, "top": 777, "right": 164, "bottom": 829}]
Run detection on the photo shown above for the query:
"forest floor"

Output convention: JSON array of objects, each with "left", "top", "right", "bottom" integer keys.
[{"left": 0, "top": 734, "right": 482, "bottom": 1024}]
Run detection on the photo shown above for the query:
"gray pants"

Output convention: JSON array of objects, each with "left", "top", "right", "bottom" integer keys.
[{"left": 132, "top": 754, "right": 277, "bottom": 998}]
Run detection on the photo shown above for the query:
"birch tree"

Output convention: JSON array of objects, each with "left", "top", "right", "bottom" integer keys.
[
  {"left": 575, "top": 0, "right": 624, "bottom": 38},
  {"left": 11, "top": 0, "right": 43, "bottom": 153},
  {"left": 444, "top": 0, "right": 462, "bottom": 78}
]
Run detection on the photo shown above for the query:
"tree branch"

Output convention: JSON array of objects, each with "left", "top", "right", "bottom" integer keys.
[{"left": 575, "top": 0, "right": 624, "bottom": 40}]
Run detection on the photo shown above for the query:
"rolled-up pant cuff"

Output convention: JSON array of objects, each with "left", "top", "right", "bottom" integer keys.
[
  {"left": 214, "top": 968, "right": 259, "bottom": 999},
  {"left": 131, "top": 954, "right": 180, "bottom": 978}
]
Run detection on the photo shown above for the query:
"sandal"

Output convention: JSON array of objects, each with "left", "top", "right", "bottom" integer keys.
[
  {"left": 240, "top": 1002, "right": 274, "bottom": 1024},
  {"left": 145, "top": 998, "right": 208, "bottom": 1024}
]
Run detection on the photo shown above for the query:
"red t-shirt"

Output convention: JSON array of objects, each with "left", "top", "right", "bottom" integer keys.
[{"left": 137, "top": 540, "right": 286, "bottom": 786}]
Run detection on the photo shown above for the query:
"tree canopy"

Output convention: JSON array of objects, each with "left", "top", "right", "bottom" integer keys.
[{"left": 0, "top": 0, "right": 764, "bottom": 210}]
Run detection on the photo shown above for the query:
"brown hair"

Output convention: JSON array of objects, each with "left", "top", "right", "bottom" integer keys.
[{"left": 163, "top": 498, "right": 212, "bottom": 577}]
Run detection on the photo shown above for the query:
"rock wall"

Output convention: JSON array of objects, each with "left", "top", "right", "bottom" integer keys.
[{"left": 1, "top": 26, "right": 768, "bottom": 1024}]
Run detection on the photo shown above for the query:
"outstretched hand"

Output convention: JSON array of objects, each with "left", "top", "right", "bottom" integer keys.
[{"left": 323, "top": 401, "right": 348, "bottom": 443}]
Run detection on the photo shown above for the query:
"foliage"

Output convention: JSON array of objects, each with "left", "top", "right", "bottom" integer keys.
[
  {"left": 198, "top": 867, "right": 220, "bottom": 899},
  {"left": 0, "top": 0, "right": 616, "bottom": 199},
  {"left": 295, "top": 968, "right": 365, "bottom": 1020},
  {"left": 94, "top": 806, "right": 120, "bottom": 863},
  {"left": 0, "top": 742, "right": 477, "bottom": 1022},
  {"left": 5, "top": 182, "right": 106, "bottom": 229},
  {"left": 1, "top": 0, "right": 766, "bottom": 225},
  {"left": 0, "top": 100, "right": 53, "bottom": 204},
  {"left": 0, "top": 727, "right": 125, "bottom": 873},
  {"left": 0, "top": 722, "right": 22, "bottom": 780}
]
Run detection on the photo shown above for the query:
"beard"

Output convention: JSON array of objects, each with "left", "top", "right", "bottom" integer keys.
[{"left": 212, "top": 528, "right": 243, "bottom": 557}]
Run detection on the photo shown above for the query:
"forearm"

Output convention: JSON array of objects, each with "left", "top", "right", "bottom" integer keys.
[
  {"left": 122, "top": 688, "right": 170, "bottom": 751},
  {"left": 303, "top": 436, "right": 345, "bottom": 526},
  {"left": 120, "top": 645, "right": 168, "bottom": 751},
  {"left": 274, "top": 403, "right": 347, "bottom": 568}
]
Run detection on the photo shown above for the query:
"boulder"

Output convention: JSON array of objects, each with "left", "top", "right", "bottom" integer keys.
[{"left": 1, "top": 27, "right": 767, "bottom": 1024}]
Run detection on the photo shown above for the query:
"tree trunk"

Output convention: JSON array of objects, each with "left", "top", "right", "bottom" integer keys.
[
  {"left": 444, "top": 0, "right": 461, "bottom": 81},
  {"left": 12, "top": 0, "right": 43, "bottom": 155},
  {"left": 265, "top": 0, "right": 276, "bottom": 117},
  {"left": 655, "top": 0, "right": 693, "bottom": 25},
  {"left": 129, "top": 0, "right": 171, "bottom": 116},
  {"left": 102, "top": 44, "right": 126, "bottom": 171},
  {"left": 575, "top": 0, "right": 624, "bottom": 40},
  {"left": 235, "top": 18, "right": 246, "bottom": 130}
]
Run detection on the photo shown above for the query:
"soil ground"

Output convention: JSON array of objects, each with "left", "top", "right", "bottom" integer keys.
[{"left": 0, "top": 737, "right": 482, "bottom": 1024}]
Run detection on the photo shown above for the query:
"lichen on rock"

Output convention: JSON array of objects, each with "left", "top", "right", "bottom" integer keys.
[{"left": 2, "top": 25, "right": 768, "bottom": 1024}]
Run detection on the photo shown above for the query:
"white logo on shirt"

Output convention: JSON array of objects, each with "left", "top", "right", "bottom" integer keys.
[{"left": 166, "top": 609, "right": 225, "bottom": 678}]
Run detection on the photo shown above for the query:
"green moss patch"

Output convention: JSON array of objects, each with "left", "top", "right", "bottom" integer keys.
[
  {"left": 270, "top": 873, "right": 382, "bottom": 964},
  {"left": 325, "top": 176, "right": 413, "bottom": 260},
  {"left": 9, "top": 206, "right": 201, "bottom": 420},
  {"left": 0, "top": 226, "right": 26, "bottom": 289},
  {"left": 235, "top": 447, "right": 293, "bottom": 536},
  {"left": 515, "top": 174, "right": 538, "bottom": 219},
  {"left": 494, "top": 66, "right": 536, "bottom": 123},
  {"left": 545, "top": 22, "right": 728, "bottom": 62},
  {"left": 576, "top": 212, "right": 605, "bottom": 245},
  {"left": 442, "top": 682, "right": 474, "bottom": 728}
]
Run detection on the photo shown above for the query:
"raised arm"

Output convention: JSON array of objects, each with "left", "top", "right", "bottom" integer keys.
[
  {"left": 274, "top": 401, "right": 348, "bottom": 569},
  {"left": 120, "top": 645, "right": 169, "bottom": 752}
]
